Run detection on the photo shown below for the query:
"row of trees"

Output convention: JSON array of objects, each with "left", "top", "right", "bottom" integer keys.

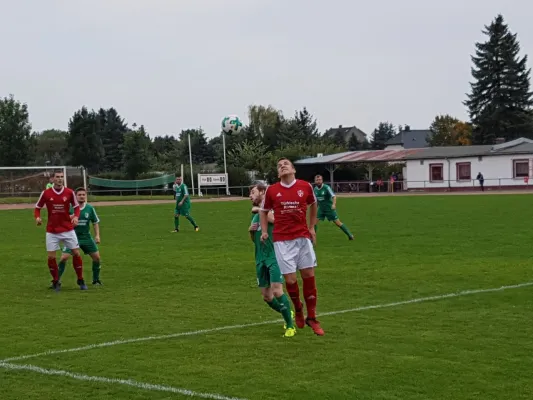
[{"left": 0, "top": 14, "right": 531, "bottom": 181}]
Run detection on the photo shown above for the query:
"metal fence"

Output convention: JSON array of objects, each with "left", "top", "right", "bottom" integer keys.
[{"left": 0, "top": 178, "right": 531, "bottom": 200}]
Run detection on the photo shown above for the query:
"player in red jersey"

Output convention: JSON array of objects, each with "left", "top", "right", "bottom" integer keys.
[
  {"left": 260, "top": 158, "right": 324, "bottom": 336},
  {"left": 34, "top": 170, "right": 87, "bottom": 291}
]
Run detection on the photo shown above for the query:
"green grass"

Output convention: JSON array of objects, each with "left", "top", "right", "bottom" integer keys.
[
  {"left": 0, "top": 194, "right": 217, "bottom": 204},
  {"left": 1, "top": 194, "right": 532, "bottom": 400}
]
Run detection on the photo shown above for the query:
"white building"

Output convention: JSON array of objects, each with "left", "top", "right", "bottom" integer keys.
[{"left": 403, "top": 138, "right": 533, "bottom": 191}]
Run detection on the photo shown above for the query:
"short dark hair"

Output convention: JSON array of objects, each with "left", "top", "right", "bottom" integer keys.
[
  {"left": 75, "top": 187, "right": 86, "bottom": 194},
  {"left": 250, "top": 182, "right": 268, "bottom": 192},
  {"left": 315, "top": 174, "right": 323, "bottom": 179},
  {"left": 54, "top": 170, "right": 64, "bottom": 177}
]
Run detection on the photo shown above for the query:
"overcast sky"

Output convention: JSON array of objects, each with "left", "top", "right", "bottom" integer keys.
[{"left": 1, "top": 0, "right": 532, "bottom": 138}]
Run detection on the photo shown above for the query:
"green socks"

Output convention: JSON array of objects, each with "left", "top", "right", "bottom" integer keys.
[
  {"left": 266, "top": 294, "right": 294, "bottom": 328},
  {"left": 59, "top": 259, "right": 101, "bottom": 281},
  {"left": 92, "top": 261, "right": 101, "bottom": 282},
  {"left": 266, "top": 297, "right": 282, "bottom": 312},
  {"left": 174, "top": 217, "right": 180, "bottom": 230},
  {"left": 186, "top": 215, "right": 197, "bottom": 227},
  {"left": 58, "top": 260, "right": 66, "bottom": 278},
  {"left": 277, "top": 294, "right": 295, "bottom": 328},
  {"left": 340, "top": 224, "right": 353, "bottom": 238}
]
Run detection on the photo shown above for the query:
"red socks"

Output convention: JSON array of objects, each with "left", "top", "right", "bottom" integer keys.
[
  {"left": 73, "top": 255, "right": 84, "bottom": 280},
  {"left": 47, "top": 258, "right": 59, "bottom": 281},
  {"left": 285, "top": 281, "right": 303, "bottom": 311},
  {"left": 303, "top": 276, "right": 318, "bottom": 319}
]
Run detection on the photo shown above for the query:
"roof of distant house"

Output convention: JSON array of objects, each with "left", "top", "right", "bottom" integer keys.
[
  {"left": 386, "top": 130, "right": 432, "bottom": 149},
  {"left": 294, "top": 138, "right": 533, "bottom": 165}
]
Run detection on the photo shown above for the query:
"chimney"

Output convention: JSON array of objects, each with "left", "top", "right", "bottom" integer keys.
[{"left": 494, "top": 137, "right": 505, "bottom": 145}]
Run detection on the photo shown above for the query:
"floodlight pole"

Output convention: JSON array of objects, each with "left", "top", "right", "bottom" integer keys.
[{"left": 222, "top": 131, "right": 230, "bottom": 195}]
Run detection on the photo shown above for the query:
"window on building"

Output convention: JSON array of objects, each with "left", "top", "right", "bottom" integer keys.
[
  {"left": 513, "top": 160, "right": 529, "bottom": 178},
  {"left": 456, "top": 162, "right": 471, "bottom": 181},
  {"left": 429, "top": 163, "right": 444, "bottom": 182}
]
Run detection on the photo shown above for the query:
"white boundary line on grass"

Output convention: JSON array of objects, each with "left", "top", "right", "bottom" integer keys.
[
  {"left": 3, "top": 281, "right": 532, "bottom": 364},
  {"left": 0, "top": 361, "right": 247, "bottom": 400}
]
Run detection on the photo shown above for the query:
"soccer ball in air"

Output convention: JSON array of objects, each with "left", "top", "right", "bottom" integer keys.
[{"left": 221, "top": 115, "right": 243, "bottom": 134}]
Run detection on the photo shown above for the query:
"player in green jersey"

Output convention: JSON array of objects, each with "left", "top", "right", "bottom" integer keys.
[
  {"left": 249, "top": 182, "right": 296, "bottom": 338},
  {"left": 57, "top": 188, "right": 103, "bottom": 286},
  {"left": 314, "top": 175, "right": 354, "bottom": 240},
  {"left": 172, "top": 176, "right": 199, "bottom": 232},
  {"left": 45, "top": 175, "right": 54, "bottom": 189}
]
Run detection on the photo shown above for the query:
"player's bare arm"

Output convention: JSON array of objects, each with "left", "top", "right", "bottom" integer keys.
[
  {"left": 251, "top": 206, "right": 260, "bottom": 214},
  {"left": 93, "top": 222, "right": 101, "bottom": 244},
  {"left": 332, "top": 195, "right": 337, "bottom": 210},
  {"left": 267, "top": 209, "right": 274, "bottom": 224},
  {"left": 259, "top": 210, "right": 269, "bottom": 242},
  {"left": 309, "top": 202, "right": 318, "bottom": 244}
]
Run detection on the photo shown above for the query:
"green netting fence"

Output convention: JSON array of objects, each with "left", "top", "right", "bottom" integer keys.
[{"left": 89, "top": 174, "right": 176, "bottom": 189}]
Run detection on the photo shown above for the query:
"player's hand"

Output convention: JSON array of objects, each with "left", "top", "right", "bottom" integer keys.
[
  {"left": 332, "top": 204, "right": 336, "bottom": 210},
  {"left": 309, "top": 227, "right": 317, "bottom": 245},
  {"left": 260, "top": 232, "right": 269, "bottom": 242},
  {"left": 71, "top": 216, "right": 79, "bottom": 226},
  {"left": 35, "top": 217, "right": 42, "bottom": 226},
  {"left": 251, "top": 206, "right": 260, "bottom": 214},
  {"left": 95, "top": 236, "right": 101, "bottom": 244},
  {"left": 178, "top": 201, "right": 184, "bottom": 207}
]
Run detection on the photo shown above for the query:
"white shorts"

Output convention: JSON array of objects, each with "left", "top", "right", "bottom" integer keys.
[
  {"left": 46, "top": 231, "right": 79, "bottom": 252},
  {"left": 273, "top": 238, "right": 317, "bottom": 275}
]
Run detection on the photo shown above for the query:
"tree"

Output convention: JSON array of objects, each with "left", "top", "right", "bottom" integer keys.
[
  {"left": 66, "top": 107, "right": 104, "bottom": 172},
  {"left": 97, "top": 108, "right": 127, "bottom": 172},
  {"left": 178, "top": 128, "right": 214, "bottom": 164},
  {"left": 347, "top": 133, "right": 361, "bottom": 150},
  {"left": 465, "top": 14, "right": 533, "bottom": 144},
  {"left": 32, "top": 129, "right": 68, "bottom": 165},
  {"left": 0, "top": 94, "right": 33, "bottom": 166},
  {"left": 151, "top": 135, "right": 180, "bottom": 172},
  {"left": 226, "top": 139, "right": 271, "bottom": 178},
  {"left": 287, "top": 107, "right": 320, "bottom": 144},
  {"left": 247, "top": 105, "right": 285, "bottom": 149},
  {"left": 370, "top": 122, "right": 396, "bottom": 150},
  {"left": 123, "top": 125, "right": 153, "bottom": 179},
  {"left": 428, "top": 115, "right": 472, "bottom": 146}
]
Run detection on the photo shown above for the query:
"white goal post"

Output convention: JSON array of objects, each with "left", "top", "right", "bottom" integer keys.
[
  {"left": 197, "top": 173, "right": 229, "bottom": 196},
  {"left": 0, "top": 166, "right": 87, "bottom": 198}
]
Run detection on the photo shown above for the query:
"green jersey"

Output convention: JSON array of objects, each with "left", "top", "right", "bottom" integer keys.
[
  {"left": 70, "top": 203, "right": 99, "bottom": 240},
  {"left": 174, "top": 183, "right": 190, "bottom": 207},
  {"left": 314, "top": 184, "right": 335, "bottom": 210},
  {"left": 250, "top": 213, "right": 276, "bottom": 266}
]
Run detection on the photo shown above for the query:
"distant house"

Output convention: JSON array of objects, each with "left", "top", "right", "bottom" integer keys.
[
  {"left": 323, "top": 125, "right": 367, "bottom": 144},
  {"left": 403, "top": 137, "right": 533, "bottom": 191},
  {"left": 386, "top": 129, "right": 432, "bottom": 150}
]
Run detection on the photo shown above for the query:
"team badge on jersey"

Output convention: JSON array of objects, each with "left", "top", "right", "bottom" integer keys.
[
  {"left": 63, "top": 196, "right": 67, "bottom": 202},
  {"left": 297, "top": 190, "right": 304, "bottom": 197},
  {"left": 85, "top": 213, "right": 89, "bottom": 218}
]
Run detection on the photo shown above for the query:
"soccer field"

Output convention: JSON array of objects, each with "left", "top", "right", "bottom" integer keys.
[{"left": 1, "top": 194, "right": 532, "bottom": 400}]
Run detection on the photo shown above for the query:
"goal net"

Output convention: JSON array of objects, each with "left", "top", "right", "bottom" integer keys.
[{"left": 0, "top": 166, "right": 85, "bottom": 201}]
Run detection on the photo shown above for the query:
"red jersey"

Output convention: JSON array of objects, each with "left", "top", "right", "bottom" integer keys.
[
  {"left": 34, "top": 186, "right": 80, "bottom": 233},
  {"left": 261, "top": 179, "right": 316, "bottom": 242}
]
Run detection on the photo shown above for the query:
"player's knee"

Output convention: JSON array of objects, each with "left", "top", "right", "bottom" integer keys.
[
  {"left": 284, "top": 273, "right": 297, "bottom": 285},
  {"left": 299, "top": 268, "right": 315, "bottom": 279},
  {"left": 271, "top": 284, "right": 284, "bottom": 298},
  {"left": 262, "top": 293, "right": 274, "bottom": 302},
  {"left": 92, "top": 253, "right": 101, "bottom": 262}
]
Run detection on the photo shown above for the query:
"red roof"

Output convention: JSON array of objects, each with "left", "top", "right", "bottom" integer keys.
[{"left": 334, "top": 149, "right": 423, "bottom": 162}]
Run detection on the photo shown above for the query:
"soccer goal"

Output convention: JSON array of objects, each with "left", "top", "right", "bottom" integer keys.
[{"left": 0, "top": 166, "right": 87, "bottom": 200}]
